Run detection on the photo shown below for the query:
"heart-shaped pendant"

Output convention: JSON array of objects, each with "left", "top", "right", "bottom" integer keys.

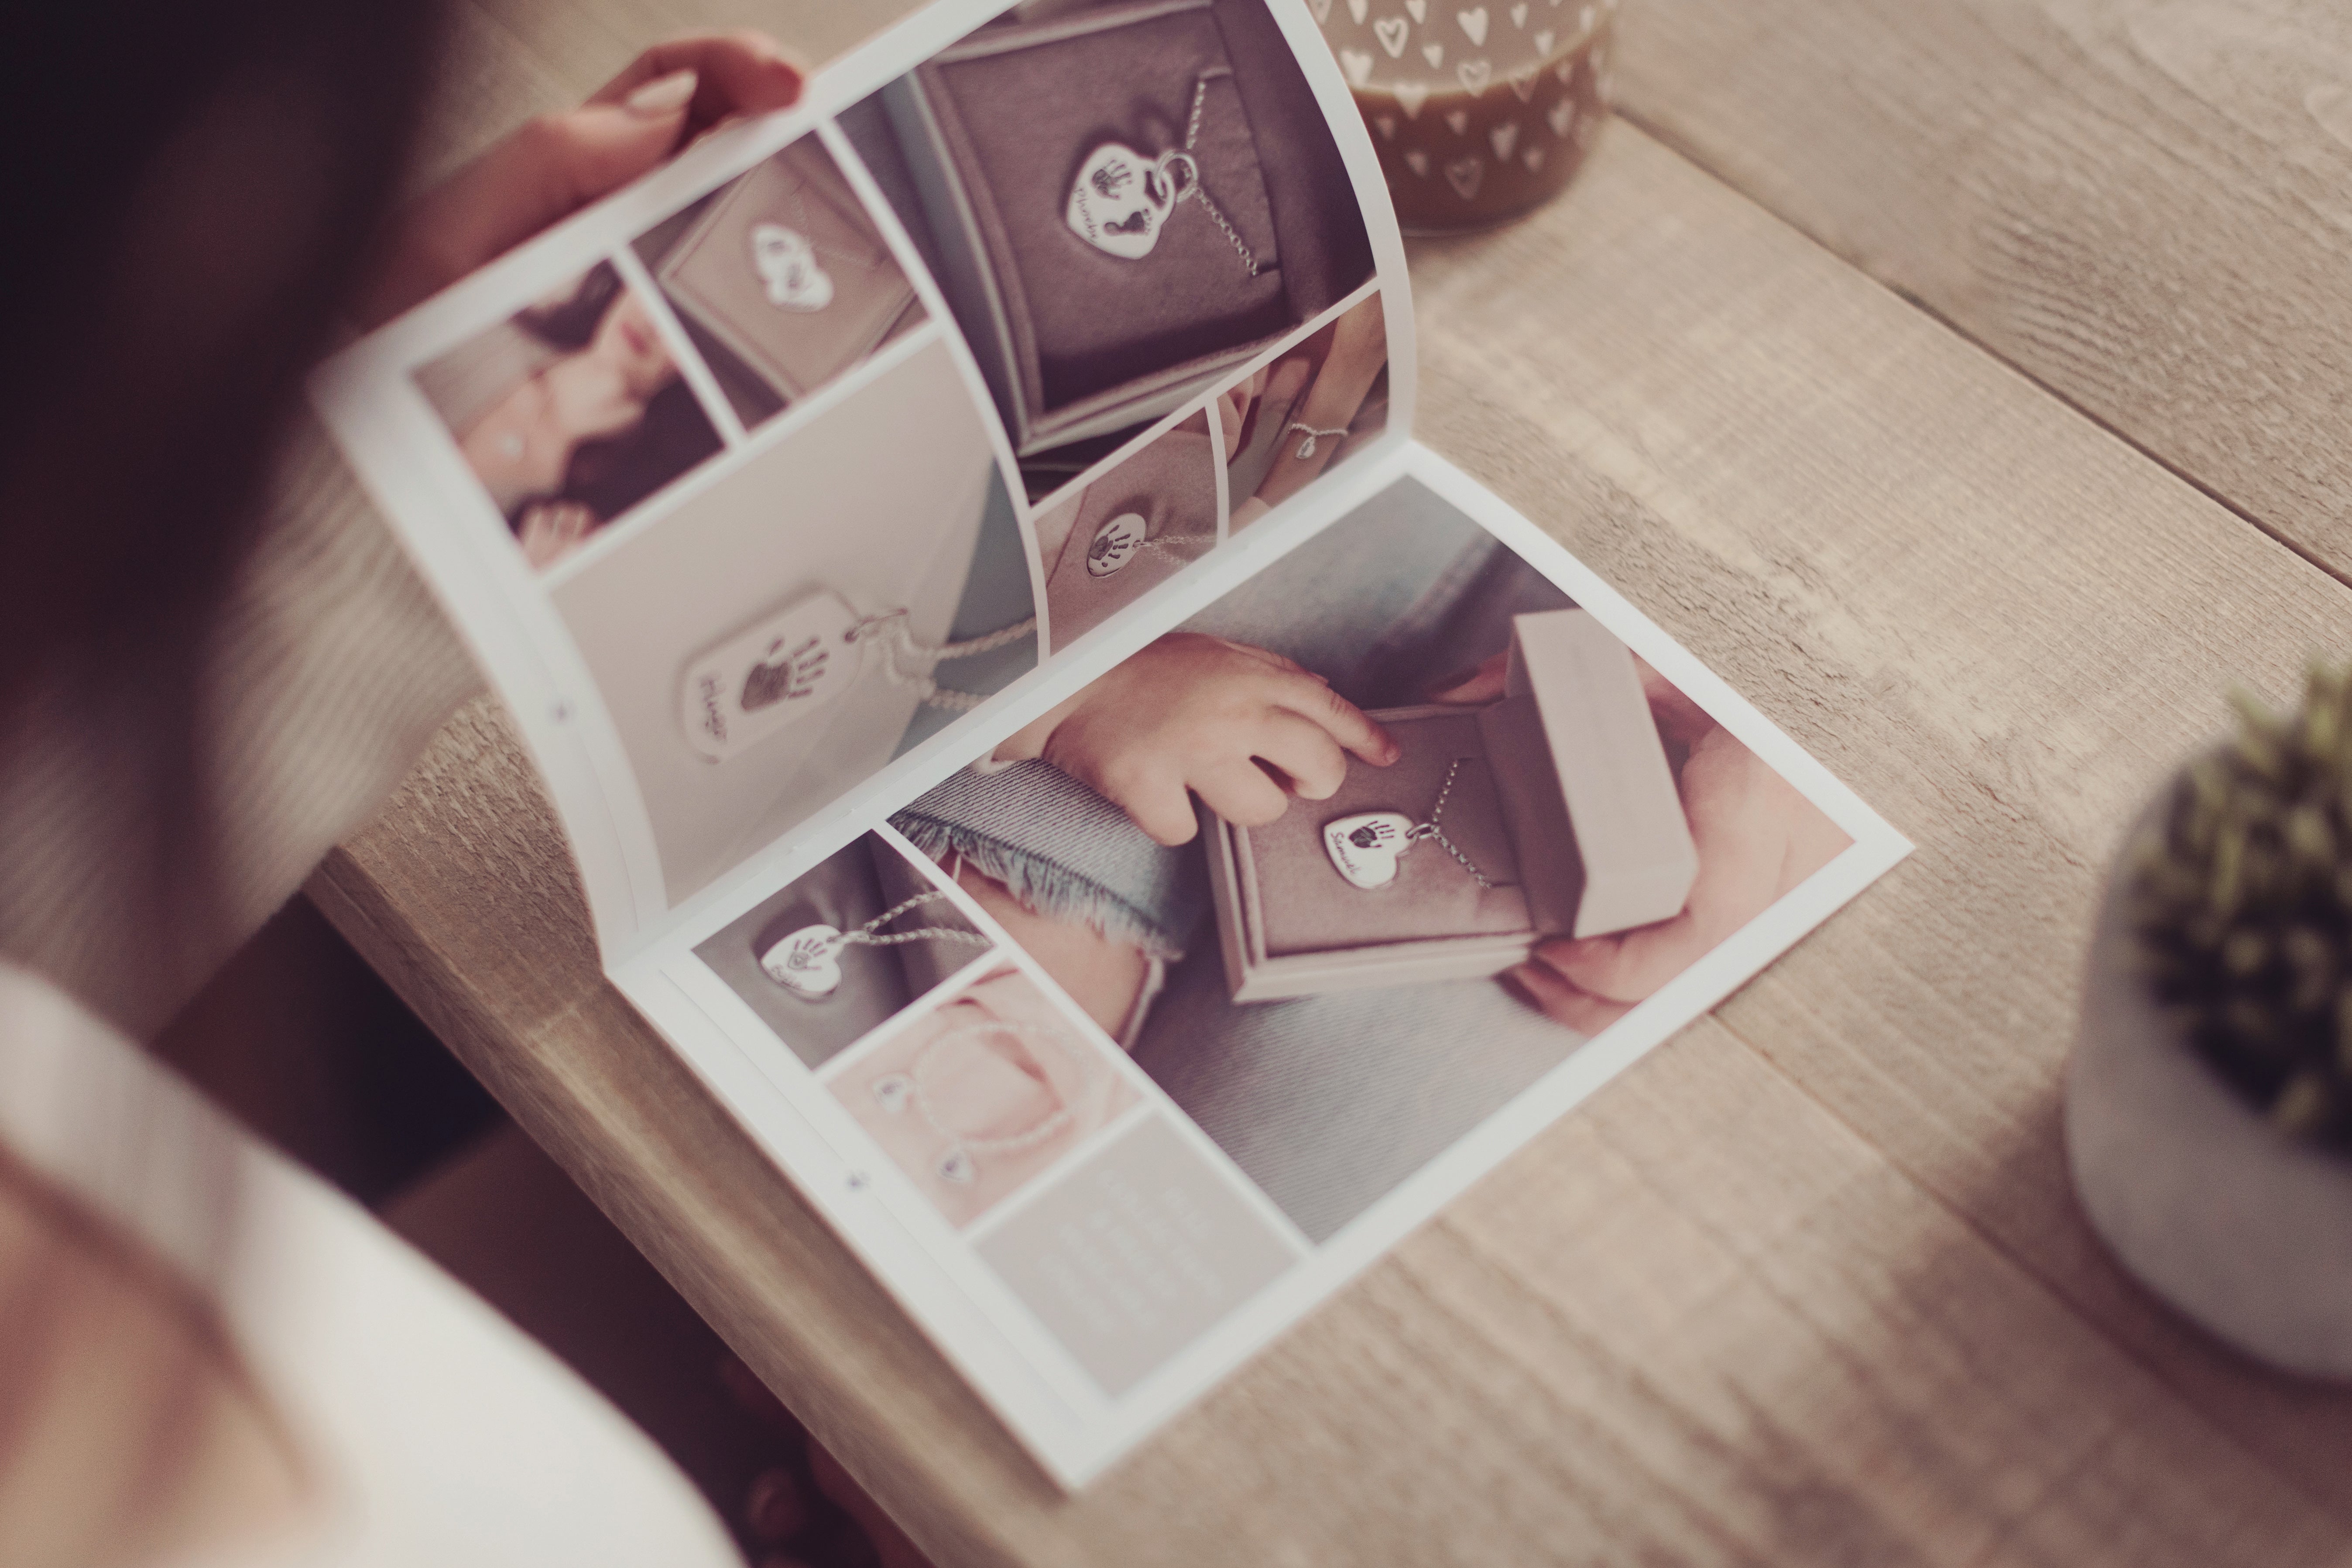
[
  {"left": 936, "top": 1147, "right": 977, "bottom": 1185},
  {"left": 1066, "top": 144, "right": 1188, "bottom": 260},
  {"left": 1086, "top": 511, "right": 1148, "bottom": 576},
  {"left": 759, "top": 923, "right": 845, "bottom": 997},
  {"left": 1323, "top": 811, "right": 1415, "bottom": 889},
  {"left": 749, "top": 222, "right": 833, "bottom": 312}
]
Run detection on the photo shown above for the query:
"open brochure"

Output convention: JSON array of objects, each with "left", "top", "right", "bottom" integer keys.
[{"left": 315, "top": 0, "right": 1910, "bottom": 1489}]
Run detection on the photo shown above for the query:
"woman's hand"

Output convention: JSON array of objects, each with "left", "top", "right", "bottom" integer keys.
[
  {"left": 514, "top": 499, "right": 599, "bottom": 569},
  {"left": 998, "top": 632, "right": 1399, "bottom": 846},
  {"left": 1234, "top": 293, "right": 1387, "bottom": 524},
  {"left": 356, "top": 33, "right": 803, "bottom": 326},
  {"left": 1495, "top": 661, "right": 1851, "bottom": 1032}
]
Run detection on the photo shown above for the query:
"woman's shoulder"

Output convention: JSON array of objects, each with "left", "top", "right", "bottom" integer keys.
[{"left": 0, "top": 962, "right": 737, "bottom": 1568}]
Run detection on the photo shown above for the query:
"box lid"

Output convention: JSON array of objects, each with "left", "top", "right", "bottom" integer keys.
[{"left": 1476, "top": 610, "right": 1698, "bottom": 939}]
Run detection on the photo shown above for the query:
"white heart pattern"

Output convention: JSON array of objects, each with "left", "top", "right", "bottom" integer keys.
[
  {"left": 1404, "top": 148, "right": 1431, "bottom": 176},
  {"left": 1444, "top": 108, "right": 1470, "bottom": 134},
  {"left": 1457, "top": 6, "right": 1489, "bottom": 44},
  {"left": 750, "top": 223, "right": 833, "bottom": 312},
  {"left": 1086, "top": 511, "right": 1148, "bottom": 577},
  {"left": 1509, "top": 1, "right": 1529, "bottom": 24},
  {"left": 1394, "top": 80, "right": 1431, "bottom": 117},
  {"left": 1349, "top": 0, "right": 1370, "bottom": 18},
  {"left": 1533, "top": 27, "right": 1555, "bottom": 51},
  {"left": 1324, "top": 812, "right": 1415, "bottom": 889},
  {"left": 1490, "top": 120, "right": 1519, "bottom": 158},
  {"left": 761, "top": 923, "right": 845, "bottom": 998},
  {"left": 1524, "top": 146, "right": 1546, "bottom": 170},
  {"left": 1548, "top": 98, "right": 1576, "bottom": 136},
  {"left": 1457, "top": 58, "right": 1493, "bottom": 93},
  {"left": 1341, "top": 47, "right": 1375, "bottom": 84},
  {"left": 1422, "top": 41, "right": 1445, "bottom": 66},
  {"left": 1375, "top": 15, "right": 1409, "bottom": 55},
  {"left": 1404, "top": 0, "right": 1427, "bottom": 19},
  {"left": 1066, "top": 142, "right": 1176, "bottom": 259},
  {"left": 1375, "top": 114, "right": 1397, "bottom": 139},
  {"left": 1509, "top": 62, "right": 1541, "bottom": 99},
  {"left": 1445, "top": 155, "right": 1485, "bottom": 198}
]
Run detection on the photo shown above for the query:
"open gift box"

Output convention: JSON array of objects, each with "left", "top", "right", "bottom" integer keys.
[
  {"left": 1205, "top": 610, "right": 1701, "bottom": 1002},
  {"left": 878, "top": 0, "right": 1372, "bottom": 455}
]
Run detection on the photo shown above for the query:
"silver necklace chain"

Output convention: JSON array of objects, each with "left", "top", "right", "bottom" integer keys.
[
  {"left": 837, "top": 889, "right": 993, "bottom": 953},
  {"left": 1178, "top": 79, "right": 1259, "bottom": 278},
  {"left": 1407, "top": 758, "right": 1503, "bottom": 890},
  {"left": 847, "top": 608, "right": 1038, "bottom": 713}
]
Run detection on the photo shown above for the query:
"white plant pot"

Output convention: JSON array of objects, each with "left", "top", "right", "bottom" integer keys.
[{"left": 2068, "top": 798, "right": 2352, "bottom": 1379}]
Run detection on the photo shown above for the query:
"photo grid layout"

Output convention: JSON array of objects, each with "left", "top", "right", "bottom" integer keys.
[
  {"left": 404, "top": 0, "right": 1393, "bottom": 914},
  {"left": 689, "top": 475, "right": 1861, "bottom": 1409},
  {"left": 322, "top": 0, "right": 1905, "bottom": 1486}
]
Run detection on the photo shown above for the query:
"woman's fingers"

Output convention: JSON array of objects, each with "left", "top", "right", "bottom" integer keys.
[
  {"left": 1428, "top": 650, "right": 1510, "bottom": 705},
  {"left": 1502, "top": 960, "right": 1629, "bottom": 1034},
  {"left": 1258, "top": 666, "right": 1397, "bottom": 765},
  {"left": 1193, "top": 759, "right": 1292, "bottom": 829},
  {"left": 357, "top": 34, "right": 802, "bottom": 326},
  {"left": 1251, "top": 710, "right": 1351, "bottom": 800},
  {"left": 589, "top": 31, "right": 805, "bottom": 129}
]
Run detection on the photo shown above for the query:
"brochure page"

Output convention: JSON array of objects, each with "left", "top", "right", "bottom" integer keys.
[{"left": 315, "top": 0, "right": 1910, "bottom": 1489}]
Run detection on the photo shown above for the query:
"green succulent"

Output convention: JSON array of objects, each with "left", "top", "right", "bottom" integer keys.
[{"left": 2131, "top": 661, "right": 2352, "bottom": 1152}]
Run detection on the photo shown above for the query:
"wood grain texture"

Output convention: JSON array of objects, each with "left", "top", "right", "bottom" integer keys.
[
  {"left": 1611, "top": 0, "right": 2352, "bottom": 579},
  {"left": 1413, "top": 112, "right": 2352, "bottom": 1536},
  {"left": 308, "top": 1, "right": 2352, "bottom": 1561}
]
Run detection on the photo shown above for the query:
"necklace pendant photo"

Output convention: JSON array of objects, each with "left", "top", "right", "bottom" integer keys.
[
  {"left": 748, "top": 221, "right": 834, "bottom": 312},
  {"left": 679, "top": 589, "right": 865, "bottom": 763},
  {"left": 1086, "top": 511, "right": 1149, "bottom": 576},
  {"left": 758, "top": 923, "right": 847, "bottom": 998},
  {"left": 1323, "top": 811, "right": 1415, "bottom": 889},
  {"left": 1066, "top": 142, "right": 1174, "bottom": 259},
  {"left": 935, "top": 1146, "right": 978, "bottom": 1185}
]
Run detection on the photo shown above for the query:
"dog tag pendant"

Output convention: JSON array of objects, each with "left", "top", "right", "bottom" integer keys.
[
  {"left": 1066, "top": 145, "right": 1194, "bottom": 259},
  {"left": 680, "top": 590, "right": 864, "bottom": 762},
  {"left": 1323, "top": 811, "right": 1415, "bottom": 889},
  {"left": 1087, "top": 512, "right": 1149, "bottom": 577},
  {"left": 749, "top": 222, "right": 833, "bottom": 312},
  {"left": 759, "top": 924, "right": 846, "bottom": 997}
]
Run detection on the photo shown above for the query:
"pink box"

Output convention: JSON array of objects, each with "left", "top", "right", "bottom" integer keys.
[{"left": 1206, "top": 609, "right": 1699, "bottom": 1002}]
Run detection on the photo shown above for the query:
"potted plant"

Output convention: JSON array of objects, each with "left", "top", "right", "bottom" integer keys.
[{"left": 2068, "top": 662, "right": 2352, "bottom": 1377}]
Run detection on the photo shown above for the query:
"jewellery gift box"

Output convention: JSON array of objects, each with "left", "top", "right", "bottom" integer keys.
[
  {"left": 879, "top": 0, "right": 1373, "bottom": 455},
  {"left": 1205, "top": 609, "right": 1700, "bottom": 1002},
  {"left": 1038, "top": 417, "right": 1219, "bottom": 645},
  {"left": 656, "top": 138, "right": 919, "bottom": 405}
]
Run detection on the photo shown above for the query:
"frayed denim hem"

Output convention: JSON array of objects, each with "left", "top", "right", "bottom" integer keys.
[{"left": 890, "top": 814, "right": 1190, "bottom": 961}]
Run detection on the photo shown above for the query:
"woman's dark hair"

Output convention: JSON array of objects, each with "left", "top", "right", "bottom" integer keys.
[
  {"left": 562, "top": 384, "right": 724, "bottom": 520},
  {"left": 0, "top": 0, "right": 442, "bottom": 985},
  {"left": 508, "top": 262, "right": 723, "bottom": 529}
]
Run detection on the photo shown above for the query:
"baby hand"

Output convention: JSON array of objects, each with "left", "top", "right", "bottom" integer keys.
[{"left": 997, "top": 633, "right": 1398, "bottom": 845}]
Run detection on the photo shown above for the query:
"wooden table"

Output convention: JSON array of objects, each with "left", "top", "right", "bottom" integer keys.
[{"left": 311, "top": 1, "right": 2352, "bottom": 1561}]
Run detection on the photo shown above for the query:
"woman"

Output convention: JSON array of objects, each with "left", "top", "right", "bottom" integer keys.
[
  {"left": 431, "top": 266, "right": 715, "bottom": 568},
  {"left": 0, "top": 5, "right": 925, "bottom": 1563}
]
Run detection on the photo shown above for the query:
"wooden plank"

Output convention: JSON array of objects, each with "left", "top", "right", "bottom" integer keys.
[
  {"left": 317, "top": 76, "right": 2352, "bottom": 1554},
  {"left": 1610, "top": 0, "right": 2352, "bottom": 577},
  {"left": 1412, "top": 118, "right": 2352, "bottom": 1531}
]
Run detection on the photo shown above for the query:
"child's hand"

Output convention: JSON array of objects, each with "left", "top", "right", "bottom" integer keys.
[{"left": 997, "top": 633, "right": 1398, "bottom": 845}]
